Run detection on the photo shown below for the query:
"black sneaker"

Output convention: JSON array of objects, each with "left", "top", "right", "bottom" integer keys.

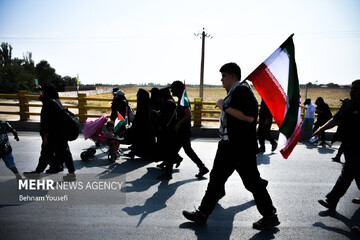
[
  {"left": 183, "top": 210, "right": 207, "bottom": 224},
  {"left": 63, "top": 173, "right": 77, "bottom": 181},
  {"left": 318, "top": 199, "right": 337, "bottom": 211},
  {"left": 23, "top": 171, "right": 40, "bottom": 179},
  {"left": 252, "top": 214, "right": 280, "bottom": 230},
  {"left": 332, "top": 157, "right": 341, "bottom": 162},
  {"left": 195, "top": 167, "right": 209, "bottom": 178}
]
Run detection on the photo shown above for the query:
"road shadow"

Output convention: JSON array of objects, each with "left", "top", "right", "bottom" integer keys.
[
  {"left": 124, "top": 167, "right": 163, "bottom": 193},
  {"left": 314, "top": 207, "right": 360, "bottom": 239},
  {"left": 0, "top": 177, "right": 48, "bottom": 206},
  {"left": 303, "top": 142, "right": 336, "bottom": 155},
  {"left": 122, "top": 177, "right": 197, "bottom": 227},
  {"left": 257, "top": 152, "right": 276, "bottom": 166},
  {"left": 179, "top": 200, "right": 277, "bottom": 240},
  {"left": 96, "top": 157, "right": 153, "bottom": 180}
]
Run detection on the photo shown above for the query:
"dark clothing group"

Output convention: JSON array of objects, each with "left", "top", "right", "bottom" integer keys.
[{"left": 118, "top": 87, "right": 207, "bottom": 179}]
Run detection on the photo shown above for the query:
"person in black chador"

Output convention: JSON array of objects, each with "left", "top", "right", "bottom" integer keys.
[
  {"left": 313, "top": 97, "right": 332, "bottom": 144},
  {"left": 169, "top": 81, "right": 209, "bottom": 178},
  {"left": 257, "top": 99, "right": 277, "bottom": 153},
  {"left": 23, "top": 82, "right": 76, "bottom": 181},
  {"left": 110, "top": 89, "right": 129, "bottom": 135},
  {"left": 150, "top": 87, "right": 161, "bottom": 140},
  {"left": 155, "top": 88, "right": 182, "bottom": 179},
  {"left": 182, "top": 62, "right": 279, "bottom": 230},
  {"left": 126, "top": 88, "right": 156, "bottom": 160}
]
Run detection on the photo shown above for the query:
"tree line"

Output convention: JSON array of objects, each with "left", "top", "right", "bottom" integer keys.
[
  {"left": 1, "top": 42, "right": 348, "bottom": 94},
  {"left": 0, "top": 42, "right": 77, "bottom": 93}
]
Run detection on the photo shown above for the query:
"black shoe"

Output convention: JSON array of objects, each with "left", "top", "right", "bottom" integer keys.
[
  {"left": 23, "top": 171, "right": 40, "bottom": 179},
  {"left": 252, "top": 214, "right": 280, "bottom": 230},
  {"left": 63, "top": 173, "right": 77, "bottom": 181},
  {"left": 196, "top": 167, "right": 209, "bottom": 178},
  {"left": 332, "top": 157, "right": 341, "bottom": 162},
  {"left": 318, "top": 199, "right": 337, "bottom": 211},
  {"left": 183, "top": 210, "right": 207, "bottom": 224},
  {"left": 46, "top": 167, "right": 63, "bottom": 174},
  {"left": 352, "top": 198, "right": 360, "bottom": 204}
]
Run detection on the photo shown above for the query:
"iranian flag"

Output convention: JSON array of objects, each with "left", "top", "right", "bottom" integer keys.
[
  {"left": 180, "top": 82, "right": 190, "bottom": 107},
  {"left": 114, "top": 111, "right": 126, "bottom": 133},
  {"left": 246, "top": 34, "right": 301, "bottom": 159}
]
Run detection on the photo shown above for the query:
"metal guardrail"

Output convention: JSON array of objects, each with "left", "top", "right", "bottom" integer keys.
[{"left": 0, "top": 91, "right": 341, "bottom": 127}]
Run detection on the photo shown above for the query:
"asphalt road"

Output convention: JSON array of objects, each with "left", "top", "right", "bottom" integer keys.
[{"left": 0, "top": 132, "right": 359, "bottom": 240}]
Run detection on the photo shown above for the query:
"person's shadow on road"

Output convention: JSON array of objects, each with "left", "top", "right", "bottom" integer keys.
[
  {"left": 314, "top": 207, "right": 360, "bottom": 239},
  {"left": 122, "top": 176, "right": 197, "bottom": 227},
  {"left": 179, "top": 200, "right": 280, "bottom": 240}
]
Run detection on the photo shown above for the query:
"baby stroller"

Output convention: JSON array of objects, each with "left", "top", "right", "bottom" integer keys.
[{"left": 81, "top": 115, "right": 122, "bottom": 162}]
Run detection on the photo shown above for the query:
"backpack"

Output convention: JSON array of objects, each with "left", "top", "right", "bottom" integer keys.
[
  {"left": 127, "top": 105, "right": 135, "bottom": 122},
  {"left": 52, "top": 99, "right": 80, "bottom": 141}
]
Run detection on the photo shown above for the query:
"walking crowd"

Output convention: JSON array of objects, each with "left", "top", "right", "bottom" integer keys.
[{"left": 1, "top": 62, "right": 359, "bottom": 233}]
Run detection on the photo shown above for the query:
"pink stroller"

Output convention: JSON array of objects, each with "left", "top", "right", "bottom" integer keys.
[{"left": 81, "top": 115, "right": 122, "bottom": 162}]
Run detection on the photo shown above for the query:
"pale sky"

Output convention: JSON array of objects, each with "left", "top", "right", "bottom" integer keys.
[{"left": 1, "top": 0, "right": 359, "bottom": 87}]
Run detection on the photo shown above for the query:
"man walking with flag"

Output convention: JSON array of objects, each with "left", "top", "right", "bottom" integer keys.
[
  {"left": 169, "top": 81, "right": 209, "bottom": 178},
  {"left": 183, "top": 63, "right": 279, "bottom": 230}
]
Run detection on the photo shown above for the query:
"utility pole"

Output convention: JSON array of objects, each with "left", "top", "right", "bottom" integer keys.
[{"left": 195, "top": 28, "right": 212, "bottom": 99}]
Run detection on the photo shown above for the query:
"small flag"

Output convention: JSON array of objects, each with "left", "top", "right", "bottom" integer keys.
[
  {"left": 246, "top": 34, "right": 301, "bottom": 159},
  {"left": 180, "top": 82, "right": 190, "bottom": 107},
  {"left": 76, "top": 74, "right": 80, "bottom": 92},
  {"left": 114, "top": 111, "right": 125, "bottom": 133}
]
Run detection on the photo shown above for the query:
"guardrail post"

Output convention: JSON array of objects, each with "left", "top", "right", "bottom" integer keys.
[
  {"left": 18, "top": 90, "right": 30, "bottom": 121},
  {"left": 78, "top": 93, "right": 87, "bottom": 123},
  {"left": 193, "top": 98, "right": 202, "bottom": 127}
]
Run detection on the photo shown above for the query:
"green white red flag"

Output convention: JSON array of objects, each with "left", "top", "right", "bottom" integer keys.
[
  {"left": 180, "top": 82, "right": 190, "bottom": 107},
  {"left": 246, "top": 34, "right": 301, "bottom": 159},
  {"left": 114, "top": 111, "right": 125, "bottom": 133}
]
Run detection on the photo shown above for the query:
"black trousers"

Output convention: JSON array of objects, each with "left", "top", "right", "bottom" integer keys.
[
  {"left": 177, "top": 131, "right": 205, "bottom": 169},
  {"left": 326, "top": 149, "right": 360, "bottom": 204},
  {"left": 199, "top": 140, "right": 276, "bottom": 217},
  {"left": 36, "top": 137, "right": 75, "bottom": 173},
  {"left": 258, "top": 121, "right": 276, "bottom": 147}
]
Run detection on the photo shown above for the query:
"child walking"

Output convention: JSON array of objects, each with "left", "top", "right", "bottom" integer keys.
[{"left": 0, "top": 121, "right": 21, "bottom": 180}]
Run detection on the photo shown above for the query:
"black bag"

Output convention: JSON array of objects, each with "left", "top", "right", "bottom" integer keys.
[{"left": 52, "top": 99, "right": 80, "bottom": 141}]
